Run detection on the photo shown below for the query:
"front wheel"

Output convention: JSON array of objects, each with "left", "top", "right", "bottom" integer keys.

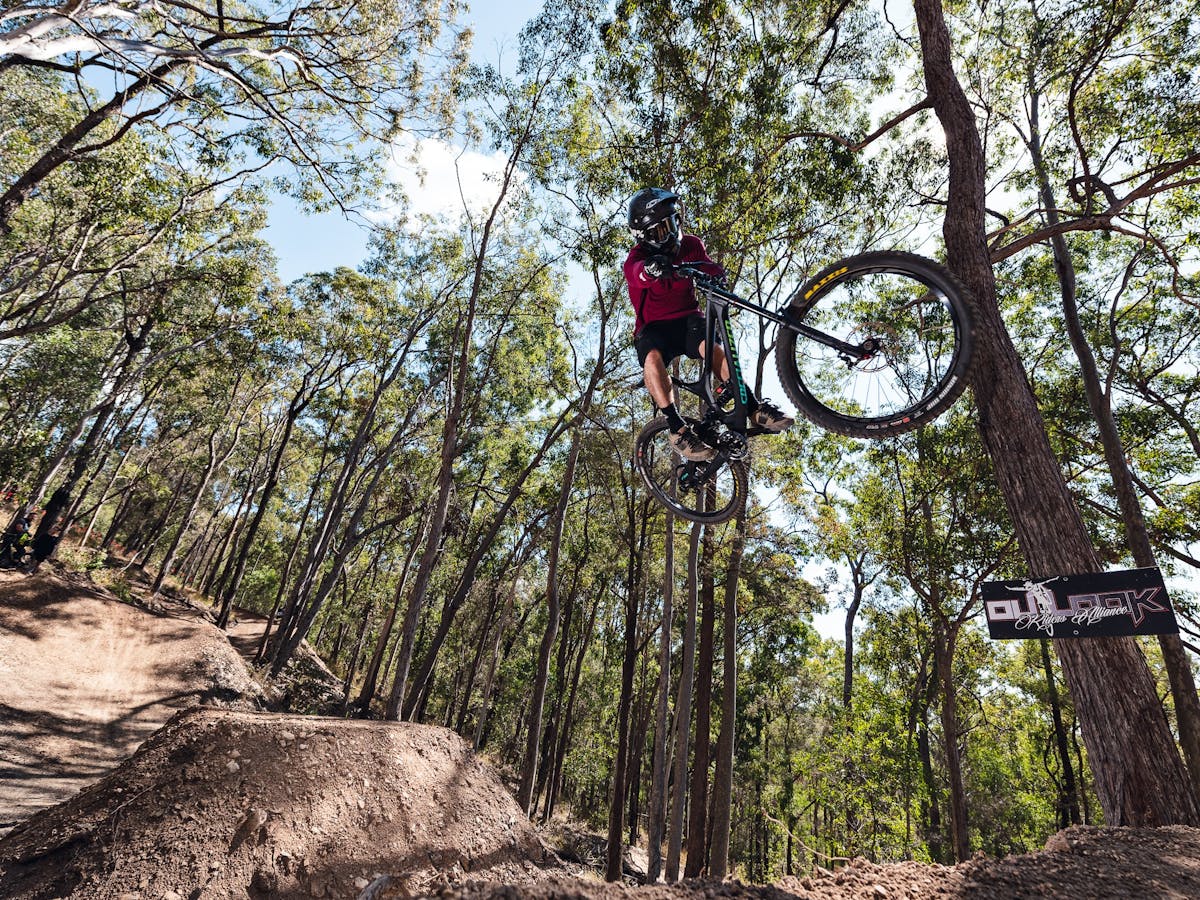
[
  {"left": 635, "top": 418, "right": 748, "bottom": 525},
  {"left": 775, "top": 251, "right": 975, "bottom": 438}
]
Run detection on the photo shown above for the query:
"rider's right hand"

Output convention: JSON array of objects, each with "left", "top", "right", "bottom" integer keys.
[{"left": 643, "top": 252, "right": 675, "bottom": 279}]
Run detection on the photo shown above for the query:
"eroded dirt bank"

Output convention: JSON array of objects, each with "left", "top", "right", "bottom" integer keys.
[{"left": 424, "top": 825, "right": 1200, "bottom": 900}]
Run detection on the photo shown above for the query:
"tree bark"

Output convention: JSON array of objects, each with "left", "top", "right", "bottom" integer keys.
[
  {"left": 684, "top": 524, "right": 716, "bottom": 877},
  {"left": 1039, "top": 638, "right": 1081, "bottom": 826},
  {"left": 842, "top": 554, "right": 869, "bottom": 709},
  {"left": 605, "top": 494, "right": 645, "bottom": 882},
  {"left": 646, "top": 510, "right": 675, "bottom": 882},
  {"left": 399, "top": 411, "right": 572, "bottom": 720},
  {"left": 354, "top": 509, "right": 429, "bottom": 714},
  {"left": 152, "top": 397, "right": 245, "bottom": 595},
  {"left": 666, "top": 520, "right": 702, "bottom": 881},
  {"left": 519, "top": 418, "right": 589, "bottom": 813},
  {"left": 933, "top": 618, "right": 969, "bottom": 861}
]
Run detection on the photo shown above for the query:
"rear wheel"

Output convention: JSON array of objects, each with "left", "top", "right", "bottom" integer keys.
[
  {"left": 775, "top": 251, "right": 975, "bottom": 438},
  {"left": 635, "top": 418, "right": 747, "bottom": 525}
]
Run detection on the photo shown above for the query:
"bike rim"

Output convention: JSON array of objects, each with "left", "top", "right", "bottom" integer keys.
[
  {"left": 638, "top": 425, "right": 744, "bottom": 522},
  {"left": 790, "top": 267, "right": 965, "bottom": 426}
]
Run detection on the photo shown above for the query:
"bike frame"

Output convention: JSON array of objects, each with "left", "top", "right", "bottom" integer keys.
[{"left": 672, "top": 265, "right": 872, "bottom": 437}]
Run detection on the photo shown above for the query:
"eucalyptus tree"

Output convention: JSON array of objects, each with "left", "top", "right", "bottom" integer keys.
[
  {"left": 505, "top": 0, "right": 641, "bottom": 815},
  {"left": 727, "top": 548, "right": 827, "bottom": 875},
  {"left": 968, "top": 0, "right": 1200, "bottom": 803},
  {"left": 390, "top": 242, "right": 577, "bottom": 721},
  {"left": 7, "top": 183, "right": 270, "bottom": 542},
  {"left": 0, "top": 0, "right": 469, "bottom": 233},
  {"left": 147, "top": 357, "right": 261, "bottom": 596},
  {"left": 381, "top": 1, "right": 598, "bottom": 722},
  {"left": 266, "top": 266, "right": 439, "bottom": 674},
  {"left": 210, "top": 281, "right": 360, "bottom": 620},
  {"left": 0, "top": 322, "right": 113, "bottom": 490},
  {"left": 857, "top": 415, "right": 1019, "bottom": 860},
  {"left": 0, "top": 67, "right": 275, "bottom": 339},
  {"left": 912, "top": 0, "right": 1199, "bottom": 825}
]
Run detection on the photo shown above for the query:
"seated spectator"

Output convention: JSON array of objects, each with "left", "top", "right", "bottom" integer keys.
[{"left": 0, "top": 516, "right": 30, "bottom": 568}]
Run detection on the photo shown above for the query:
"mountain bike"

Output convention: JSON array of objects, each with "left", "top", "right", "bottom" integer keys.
[{"left": 633, "top": 251, "right": 976, "bottom": 525}]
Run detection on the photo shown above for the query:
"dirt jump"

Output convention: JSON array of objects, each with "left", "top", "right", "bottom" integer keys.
[{"left": 3, "top": 566, "right": 1200, "bottom": 899}]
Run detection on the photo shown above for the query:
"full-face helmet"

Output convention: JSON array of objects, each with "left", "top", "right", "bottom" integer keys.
[{"left": 628, "top": 187, "right": 682, "bottom": 253}]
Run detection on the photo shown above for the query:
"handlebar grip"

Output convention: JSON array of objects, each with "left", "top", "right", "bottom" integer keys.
[{"left": 674, "top": 264, "right": 711, "bottom": 283}]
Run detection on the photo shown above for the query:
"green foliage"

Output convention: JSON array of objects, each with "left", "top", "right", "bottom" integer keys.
[{"left": 4, "top": 0, "right": 1199, "bottom": 878}]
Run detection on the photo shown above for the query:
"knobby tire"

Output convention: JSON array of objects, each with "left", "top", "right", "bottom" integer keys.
[
  {"left": 634, "top": 418, "right": 748, "bottom": 526},
  {"left": 775, "top": 251, "right": 975, "bottom": 438}
]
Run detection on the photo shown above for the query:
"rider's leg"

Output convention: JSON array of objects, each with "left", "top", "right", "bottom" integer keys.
[
  {"left": 643, "top": 350, "right": 691, "bottom": 436},
  {"left": 697, "top": 340, "right": 733, "bottom": 385},
  {"left": 643, "top": 349, "right": 675, "bottom": 411}
]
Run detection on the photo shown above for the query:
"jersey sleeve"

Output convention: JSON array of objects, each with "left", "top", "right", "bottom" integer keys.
[{"left": 678, "top": 235, "right": 725, "bottom": 281}]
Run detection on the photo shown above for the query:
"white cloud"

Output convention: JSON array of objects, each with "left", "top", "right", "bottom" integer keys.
[{"left": 377, "top": 133, "right": 517, "bottom": 226}]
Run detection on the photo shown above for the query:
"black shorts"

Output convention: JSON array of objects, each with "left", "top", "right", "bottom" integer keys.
[{"left": 635, "top": 314, "right": 708, "bottom": 367}]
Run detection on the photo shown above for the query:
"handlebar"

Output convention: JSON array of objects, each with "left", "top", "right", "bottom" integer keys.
[
  {"left": 672, "top": 264, "right": 739, "bottom": 302},
  {"left": 673, "top": 264, "right": 715, "bottom": 284}
]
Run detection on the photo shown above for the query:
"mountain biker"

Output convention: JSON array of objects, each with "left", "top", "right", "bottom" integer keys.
[{"left": 624, "top": 187, "right": 793, "bottom": 461}]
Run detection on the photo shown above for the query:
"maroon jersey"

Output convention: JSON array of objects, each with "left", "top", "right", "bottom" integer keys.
[{"left": 624, "top": 234, "right": 725, "bottom": 334}]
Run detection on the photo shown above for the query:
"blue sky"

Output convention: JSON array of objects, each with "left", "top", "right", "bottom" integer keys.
[{"left": 262, "top": 1, "right": 546, "bottom": 284}]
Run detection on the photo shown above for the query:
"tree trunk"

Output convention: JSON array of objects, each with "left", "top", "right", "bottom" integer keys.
[
  {"left": 473, "top": 581, "right": 518, "bottom": 750},
  {"left": 605, "top": 506, "right": 643, "bottom": 883},
  {"left": 518, "top": 421, "right": 586, "bottom": 813},
  {"left": 215, "top": 382, "right": 309, "bottom": 616},
  {"left": 78, "top": 398, "right": 156, "bottom": 548},
  {"left": 933, "top": 618, "right": 969, "bottom": 861},
  {"left": 646, "top": 510, "right": 676, "bottom": 882},
  {"left": 544, "top": 591, "right": 600, "bottom": 824},
  {"left": 684, "top": 524, "right": 717, "bottom": 877},
  {"left": 1025, "top": 92, "right": 1200, "bottom": 808},
  {"left": 1040, "top": 638, "right": 1081, "bottom": 826},
  {"left": 354, "top": 509, "right": 429, "bottom": 714},
  {"left": 912, "top": 0, "right": 1199, "bottom": 826},
  {"left": 666, "top": 520, "right": 702, "bottom": 881},
  {"left": 152, "top": 402, "right": 245, "bottom": 595},
  {"left": 34, "top": 319, "right": 154, "bottom": 544},
  {"left": 842, "top": 556, "right": 867, "bottom": 708},
  {"left": 709, "top": 514, "right": 744, "bottom": 879}
]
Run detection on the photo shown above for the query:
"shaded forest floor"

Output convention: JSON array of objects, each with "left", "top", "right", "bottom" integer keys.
[{"left": 3, "top": 563, "right": 1200, "bottom": 899}]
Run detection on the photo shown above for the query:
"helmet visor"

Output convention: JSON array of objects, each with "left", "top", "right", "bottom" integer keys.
[{"left": 643, "top": 212, "right": 681, "bottom": 248}]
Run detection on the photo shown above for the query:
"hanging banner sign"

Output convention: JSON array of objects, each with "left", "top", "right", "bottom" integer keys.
[{"left": 982, "top": 567, "right": 1178, "bottom": 640}]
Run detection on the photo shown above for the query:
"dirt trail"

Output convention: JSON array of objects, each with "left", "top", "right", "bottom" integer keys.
[{"left": 0, "top": 569, "right": 258, "bottom": 834}]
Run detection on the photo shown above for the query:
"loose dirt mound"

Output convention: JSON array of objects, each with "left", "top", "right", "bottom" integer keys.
[
  {"left": 0, "top": 709, "right": 565, "bottom": 899},
  {"left": 428, "top": 825, "right": 1200, "bottom": 900},
  {"left": 0, "top": 569, "right": 262, "bottom": 834}
]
